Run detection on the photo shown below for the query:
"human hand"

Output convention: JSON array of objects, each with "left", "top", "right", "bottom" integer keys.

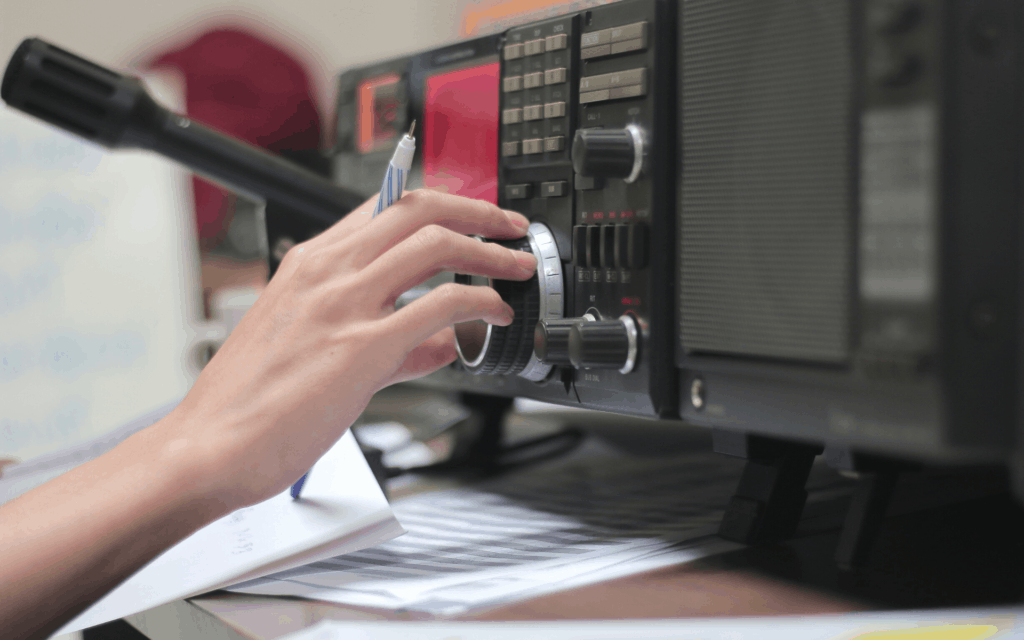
[{"left": 154, "top": 190, "right": 536, "bottom": 510}]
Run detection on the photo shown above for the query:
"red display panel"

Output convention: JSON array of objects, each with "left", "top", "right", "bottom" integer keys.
[
  {"left": 357, "top": 73, "right": 402, "bottom": 154},
  {"left": 423, "top": 62, "right": 500, "bottom": 204}
]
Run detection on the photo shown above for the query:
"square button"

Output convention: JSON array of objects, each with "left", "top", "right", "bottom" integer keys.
[
  {"left": 523, "top": 72, "right": 544, "bottom": 89},
  {"left": 546, "top": 33, "right": 568, "bottom": 51},
  {"left": 523, "top": 105, "right": 543, "bottom": 121},
  {"left": 503, "top": 43, "right": 524, "bottom": 60},
  {"left": 581, "top": 45, "right": 611, "bottom": 60},
  {"left": 522, "top": 139, "right": 544, "bottom": 155},
  {"left": 503, "top": 76, "right": 523, "bottom": 92},
  {"left": 502, "top": 141, "right": 520, "bottom": 157},
  {"left": 544, "top": 68, "right": 567, "bottom": 85},
  {"left": 540, "top": 180, "right": 567, "bottom": 197},
  {"left": 543, "top": 136, "right": 565, "bottom": 152},
  {"left": 524, "top": 39, "right": 546, "bottom": 56},
  {"left": 502, "top": 108, "right": 523, "bottom": 124},
  {"left": 505, "top": 183, "right": 532, "bottom": 200},
  {"left": 544, "top": 102, "right": 566, "bottom": 119}
]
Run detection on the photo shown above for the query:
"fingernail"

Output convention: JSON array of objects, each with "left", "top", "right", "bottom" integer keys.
[
  {"left": 505, "top": 211, "right": 530, "bottom": 231},
  {"left": 500, "top": 303, "right": 516, "bottom": 324},
  {"left": 515, "top": 251, "right": 537, "bottom": 274}
]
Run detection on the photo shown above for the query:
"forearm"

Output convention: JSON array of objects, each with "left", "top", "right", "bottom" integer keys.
[{"left": 0, "top": 416, "right": 233, "bottom": 639}]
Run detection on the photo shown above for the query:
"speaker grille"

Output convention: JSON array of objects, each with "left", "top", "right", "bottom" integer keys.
[{"left": 679, "top": 0, "right": 854, "bottom": 364}]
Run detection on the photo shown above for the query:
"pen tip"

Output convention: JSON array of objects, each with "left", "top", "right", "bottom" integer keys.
[{"left": 408, "top": 120, "right": 417, "bottom": 137}]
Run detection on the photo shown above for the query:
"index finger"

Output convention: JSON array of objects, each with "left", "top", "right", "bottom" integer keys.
[{"left": 343, "top": 190, "right": 531, "bottom": 265}]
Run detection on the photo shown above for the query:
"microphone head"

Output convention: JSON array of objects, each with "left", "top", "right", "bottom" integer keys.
[{"left": 2, "top": 37, "right": 154, "bottom": 148}]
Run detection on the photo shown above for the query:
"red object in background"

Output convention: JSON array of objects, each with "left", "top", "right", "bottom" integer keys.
[
  {"left": 422, "top": 63, "right": 500, "bottom": 204},
  {"left": 147, "top": 28, "right": 322, "bottom": 245}
]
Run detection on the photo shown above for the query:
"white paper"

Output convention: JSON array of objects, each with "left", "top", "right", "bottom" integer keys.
[
  {"left": 281, "top": 608, "right": 1024, "bottom": 640},
  {"left": 57, "top": 431, "right": 403, "bottom": 634},
  {"left": 228, "top": 445, "right": 747, "bottom": 615}
]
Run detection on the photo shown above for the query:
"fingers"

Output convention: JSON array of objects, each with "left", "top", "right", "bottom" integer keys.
[
  {"left": 383, "top": 282, "right": 514, "bottom": 354},
  {"left": 364, "top": 225, "right": 536, "bottom": 307},
  {"left": 337, "top": 190, "right": 531, "bottom": 266},
  {"left": 385, "top": 328, "right": 458, "bottom": 385}
]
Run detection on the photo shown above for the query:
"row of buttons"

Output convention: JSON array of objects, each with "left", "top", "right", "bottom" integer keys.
[
  {"left": 505, "top": 181, "right": 567, "bottom": 200},
  {"left": 502, "top": 136, "right": 565, "bottom": 157},
  {"left": 503, "top": 67, "right": 567, "bottom": 93},
  {"left": 580, "top": 21, "right": 648, "bottom": 60},
  {"left": 504, "top": 33, "right": 568, "bottom": 60},
  {"left": 573, "top": 224, "right": 649, "bottom": 270},
  {"left": 579, "top": 68, "right": 648, "bottom": 104},
  {"left": 502, "top": 101, "right": 566, "bottom": 124}
]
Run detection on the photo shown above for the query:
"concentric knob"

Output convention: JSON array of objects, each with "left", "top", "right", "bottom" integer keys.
[
  {"left": 454, "top": 222, "right": 564, "bottom": 381},
  {"left": 568, "top": 315, "right": 639, "bottom": 374}
]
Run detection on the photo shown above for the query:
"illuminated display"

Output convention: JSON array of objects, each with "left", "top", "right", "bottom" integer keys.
[
  {"left": 357, "top": 73, "right": 402, "bottom": 154},
  {"left": 423, "top": 62, "right": 500, "bottom": 204}
]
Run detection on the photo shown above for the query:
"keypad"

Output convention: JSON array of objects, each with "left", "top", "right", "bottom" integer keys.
[{"left": 580, "top": 21, "right": 647, "bottom": 60}]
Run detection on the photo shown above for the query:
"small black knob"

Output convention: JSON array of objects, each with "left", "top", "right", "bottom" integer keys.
[
  {"left": 535, "top": 319, "right": 576, "bottom": 365},
  {"left": 568, "top": 316, "right": 639, "bottom": 373},
  {"left": 572, "top": 125, "right": 644, "bottom": 183}
]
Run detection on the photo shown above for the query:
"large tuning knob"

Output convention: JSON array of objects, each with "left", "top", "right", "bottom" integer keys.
[
  {"left": 454, "top": 222, "right": 564, "bottom": 381},
  {"left": 571, "top": 124, "right": 645, "bottom": 183},
  {"left": 569, "top": 315, "right": 639, "bottom": 374}
]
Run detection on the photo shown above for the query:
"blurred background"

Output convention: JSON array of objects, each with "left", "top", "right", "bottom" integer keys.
[{"left": 0, "top": 0, "right": 563, "bottom": 463}]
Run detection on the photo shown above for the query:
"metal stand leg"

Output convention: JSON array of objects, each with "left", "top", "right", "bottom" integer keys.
[{"left": 713, "top": 430, "right": 823, "bottom": 544}]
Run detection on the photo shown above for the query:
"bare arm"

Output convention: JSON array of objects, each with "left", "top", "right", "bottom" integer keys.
[{"left": 0, "top": 192, "right": 536, "bottom": 638}]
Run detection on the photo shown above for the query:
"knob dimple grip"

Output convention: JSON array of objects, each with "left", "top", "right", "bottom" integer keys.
[
  {"left": 568, "top": 316, "right": 639, "bottom": 373},
  {"left": 572, "top": 128, "right": 637, "bottom": 179}
]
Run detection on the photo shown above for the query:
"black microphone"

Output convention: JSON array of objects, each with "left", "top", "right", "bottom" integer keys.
[{"left": 1, "top": 37, "right": 364, "bottom": 227}]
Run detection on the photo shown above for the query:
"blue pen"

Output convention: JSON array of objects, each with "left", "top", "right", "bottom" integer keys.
[{"left": 291, "top": 121, "right": 417, "bottom": 500}]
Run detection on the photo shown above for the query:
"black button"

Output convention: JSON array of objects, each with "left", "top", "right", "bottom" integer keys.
[
  {"left": 628, "top": 224, "right": 649, "bottom": 269},
  {"left": 540, "top": 181, "right": 567, "bottom": 197},
  {"left": 505, "top": 183, "right": 532, "bottom": 200},
  {"left": 572, "top": 225, "right": 587, "bottom": 266},
  {"left": 600, "top": 225, "right": 615, "bottom": 268},
  {"left": 614, "top": 224, "right": 629, "bottom": 268},
  {"left": 585, "top": 225, "right": 601, "bottom": 268}
]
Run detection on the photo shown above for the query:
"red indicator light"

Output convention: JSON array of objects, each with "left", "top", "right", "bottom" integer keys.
[
  {"left": 609, "top": 211, "right": 617, "bottom": 219},
  {"left": 622, "top": 297, "right": 641, "bottom": 306},
  {"left": 592, "top": 211, "right": 605, "bottom": 220},
  {"left": 620, "top": 210, "right": 634, "bottom": 219}
]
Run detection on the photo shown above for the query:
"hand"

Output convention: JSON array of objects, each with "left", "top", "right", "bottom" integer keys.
[{"left": 157, "top": 190, "right": 536, "bottom": 510}]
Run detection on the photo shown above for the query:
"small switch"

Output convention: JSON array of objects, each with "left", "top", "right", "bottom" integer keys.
[
  {"left": 503, "top": 76, "right": 523, "bottom": 92},
  {"left": 544, "top": 101, "right": 566, "bottom": 119},
  {"left": 523, "top": 105, "right": 543, "bottom": 121},
  {"left": 505, "top": 184, "right": 532, "bottom": 200},
  {"left": 600, "top": 225, "right": 616, "bottom": 268},
  {"left": 522, "top": 139, "right": 544, "bottom": 155},
  {"left": 628, "top": 224, "right": 649, "bottom": 269},
  {"left": 524, "top": 39, "right": 546, "bottom": 56},
  {"left": 546, "top": 33, "right": 568, "bottom": 51},
  {"left": 572, "top": 225, "right": 587, "bottom": 266},
  {"left": 502, "top": 108, "right": 523, "bottom": 124},
  {"left": 540, "top": 180, "right": 567, "bottom": 197},
  {"left": 501, "top": 141, "right": 520, "bottom": 157},
  {"left": 524, "top": 72, "right": 544, "bottom": 89},
  {"left": 544, "top": 68, "right": 567, "bottom": 85},
  {"left": 543, "top": 136, "right": 565, "bottom": 152},
  {"left": 585, "top": 225, "right": 601, "bottom": 268},
  {"left": 614, "top": 224, "right": 629, "bottom": 268},
  {"left": 504, "top": 43, "right": 524, "bottom": 60}
]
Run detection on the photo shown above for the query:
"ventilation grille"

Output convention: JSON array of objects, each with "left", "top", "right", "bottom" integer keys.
[{"left": 679, "top": 0, "right": 855, "bottom": 364}]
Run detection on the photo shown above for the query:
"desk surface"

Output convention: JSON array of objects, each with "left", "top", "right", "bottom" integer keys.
[{"left": 123, "top": 406, "right": 1024, "bottom": 640}]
